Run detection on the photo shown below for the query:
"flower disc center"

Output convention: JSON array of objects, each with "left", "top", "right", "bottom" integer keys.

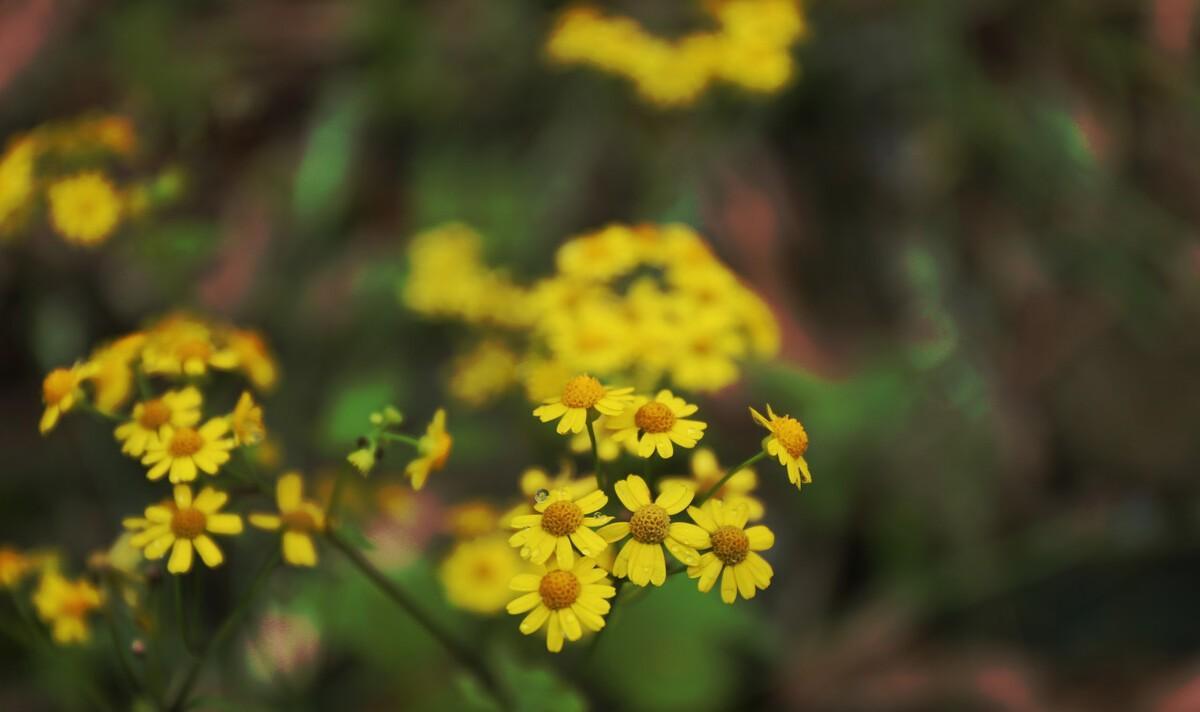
[
  {"left": 541, "top": 500, "right": 584, "bottom": 536},
  {"left": 561, "top": 375, "right": 604, "bottom": 409},
  {"left": 634, "top": 402, "right": 676, "bottom": 434},
  {"left": 139, "top": 399, "right": 172, "bottom": 429},
  {"left": 711, "top": 525, "right": 749, "bottom": 566},
  {"left": 629, "top": 504, "right": 670, "bottom": 544},
  {"left": 170, "top": 508, "right": 207, "bottom": 539},
  {"left": 775, "top": 418, "right": 809, "bottom": 458},
  {"left": 538, "top": 570, "right": 581, "bottom": 610},
  {"left": 168, "top": 427, "right": 203, "bottom": 457}
]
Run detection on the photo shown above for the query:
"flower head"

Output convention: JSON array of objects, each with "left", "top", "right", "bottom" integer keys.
[
  {"left": 533, "top": 374, "right": 634, "bottom": 435},
  {"left": 405, "top": 409, "right": 452, "bottom": 490},
  {"left": 597, "top": 475, "right": 710, "bottom": 586},
  {"left": 229, "top": 391, "right": 266, "bottom": 446},
  {"left": 509, "top": 488, "right": 612, "bottom": 570},
  {"left": 141, "top": 418, "right": 236, "bottom": 482},
  {"left": 749, "top": 404, "right": 811, "bottom": 488},
  {"left": 47, "top": 171, "right": 122, "bottom": 246},
  {"left": 440, "top": 536, "right": 529, "bottom": 614},
  {"left": 128, "top": 484, "right": 244, "bottom": 574},
  {"left": 39, "top": 362, "right": 96, "bottom": 434},
  {"left": 86, "top": 333, "right": 146, "bottom": 414},
  {"left": 686, "top": 499, "right": 774, "bottom": 604},
  {"left": 33, "top": 571, "right": 103, "bottom": 644},
  {"left": 113, "top": 387, "right": 202, "bottom": 457},
  {"left": 142, "top": 315, "right": 238, "bottom": 377},
  {"left": 606, "top": 389, "right": 707, "bottom": 459},
  {"left": 507, "top": 558, "right": 616, "bottom": 652},
  {"left": 249, "top": 473, "right": 325, "bottom": 567}
]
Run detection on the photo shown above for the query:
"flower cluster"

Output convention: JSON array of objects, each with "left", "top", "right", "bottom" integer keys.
[
  {"left": 545, "top": 0, "right": 808, "bottom": 107},
  {"left": 0, "top": 113, "right": 182, "bottom": 246},
  {"left": 404, "top": 222, "right": 780, "bottom": 405}
]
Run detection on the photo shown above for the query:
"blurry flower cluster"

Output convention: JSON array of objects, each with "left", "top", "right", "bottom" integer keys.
[
  {"left": 403, "top": 222, "right": 780, "bottom": 407},
  {"left": 545, "top": 0, "right": 808, "bottom": 107},
  {"left": 0, "top": 113, "right": 182, "bottom": 247}
]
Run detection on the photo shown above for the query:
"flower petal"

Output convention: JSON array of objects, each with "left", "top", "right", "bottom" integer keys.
[
  {"left": 506, "top": 591, "right": 541, "bottom": 615},
  {"left": 277, "top": 473, "right": 303, "bottom": 511},
  {"left": 655, "top": 483, "right": 694, "bottom": 515},
  {"left": 167, "top": 539, "right": 193, "bottom": 574},
  {"left": 669, "top": 522, "right": 711, "bottom": 549},
  {"left": 193, "top": 535, "right": 224, "bottom": 568},
  {"left": 745, "top": 525, "right": 775, "bottom": 551},
  {"left": 283, "top": 531, "right": 317, "bottom": 566}
]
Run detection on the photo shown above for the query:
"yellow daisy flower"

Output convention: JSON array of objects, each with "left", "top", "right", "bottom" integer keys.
[
  {"left": 509, "top": 488, "right": 612, "bottom": 570},
  {"left": 39, "top": 362, "right": 96, "bottom": 434},
  {"left": 0, "top": 547, "right": 33, "bottom": 588},
  {"left": 597, "top": 475, "right": 710, "bottom": 586},
  {"left": 86, "top": 332, "right": 146, "bottom": 414},
  {"left": 606, "top": 389, "right": 707, "bottom": 459},
  {"left": 686, "top": 499, "right": 774, "bottom": 604},
  {"left": 533, "top": 374, "right": 634, "bottom": 435},
  {"left": 405, "top": 409, "right": 452, "bottom": 490},
  {"left": 128, "top": 484, "right": 243, "bottom": 574},
  {"left": 32, "top": 571, "right": 103, "bottom": 644},
  {"left": 660, "top": 448, "right": 764, "bottom": 521},
  {"left": 506, "top": 558, "right": 616, "bottom": 653},
  {"left": 749, "top": 404, "right": 812, "bottom": 488},
  {"left": 249, "top": 473, "right": 325, "bottom": 567},
  {"left": 140, "top": 418, "right": 236, "bottom": 483},
  {"left": 142, "top": 316, "right": 239, "bottom": 377},
  {"left": 440, "top": 536, "right": 529, "bottom": 614},
  {"left": 229, "top": 391, "right": 266, "bottom": 446},
  {"left": 0, "top": 137, "right": 35, "bottom": 233},
  {"left": 47, "top": 171, "right": 122, "bottom": 246},
  {"left": 113, "top": 387, "right": 202, "bottom": 457}
]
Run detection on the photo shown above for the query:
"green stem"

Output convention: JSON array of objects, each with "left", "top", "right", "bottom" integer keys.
[
  {"left": 167, "top": 551, "right": 278, "bottom": 712},
  {"left": 325, "top": 529, "right": 506, "bottom": 707},
  {"left": 134, "top": 365, "right": 152, "bottom": 400},
  {"left": 693, "top": 451, "right": 767, "bottom": 509},
  {"left": 174, "top": 575, "right": 200, "bottom": 656},
  {"left": 103, "top": 594, "right": 141, "bottom": 697},
  {"left": 587, "top": 417, "right": 607, "bottom": 494},
  {"left": 379, "top": 432, "right": 421, "bottom": 448},
  {"left": 325, "top": 467, "right": 349, "bottom": 524}
]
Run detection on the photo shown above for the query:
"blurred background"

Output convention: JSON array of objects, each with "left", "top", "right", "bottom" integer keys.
[{"left": 3, "top": 1, "right": 1200, "bottom": 710}]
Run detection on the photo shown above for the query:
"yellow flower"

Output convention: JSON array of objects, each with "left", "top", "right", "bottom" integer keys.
[
  {"left": 347, "top": 447, "right": 377, "bottom": 476},
  {"left": 33, "top": 571, "right": 103, "bottom": 644},
  {"left": 506, "top": 558, "right": 616, "bottom": 653},
  {"left": 405, "top": 409, "right": 452, "bottom": 490},
  {"left": 555, "top": 225, "right": 641, "bottom": 282},
  {"left": 670, "top": 314, "right": 746, "bottom": 392},
  {"left": 509, "top": 488, "right": 612, "bottom": 570},
  {"left": 0, "top": 137, "right": 36, "bottom": 234},
  {"left": 519, "top": 357, "right": 574, "bottom": 403},
  {"left": 661, "top": 448, "right": 764, "bottom": 520},
  {"left": 606, "top": 389, "right": 707, "bottom": 459},
  {"left": 533, "top": 374, "right": 633, "bottom": 435},
  {"left": 249, "top": 473, "right": 325, "bottom": 567},
  {"left": 113, "top": 387, "right": 203, "bottom": 457},
  {"left": 141, "top": 418, "right": 236, "bottom": 482},
  {"left": 142, "top": 315, "right": 238, "bottom": 377},
  {"left": 47, "top": 172, "right": 122, "bottom": 246},
  {"left": 686, "top": 499, "right": 774, "bottom": 603},
  {"left": 128, "top": 484, "right": 243, "bottom": 574},
  {"left": 229, "top": 391, "right": 266, "bottom": 446},
  {"left": 39, "top": 362, "right": 96, "bottom": 434},
  {"left": 226, "top": 328, "right": 278, "bottom": 391},
  {"left": 597, "top": 475, "right": 710, "bottom": 586},
  {"left": 0, "top": 547, "right": 33, "bottom": 588},
  {"left": 449, "top": 340, "right": 518, "bottom": 407},
  {"left": 749, "top": 404, "right": 812, "bottom": 488},
  {"left": 440, "top": 536, "right": 529, "bottom": 614},
  {"left": 86, "top": 333, "right": 147, "bottom": 413},
  {"left": 447, "top": 500, "right": 501, "bottom": 539}
]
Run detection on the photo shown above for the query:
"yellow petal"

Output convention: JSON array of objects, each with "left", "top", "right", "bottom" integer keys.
[
  {"left": 546, "top": 613, "right": 563, "bottom": 653},
  {"left": 574, "top": 490, "right": 607, "bottom": 514},
  {"left": 558, "top": 609, "right": 582, "bottom": 641},
  {"left": 655, "top": 484, "right": 694, "bottom": 515},
  {"left": 506, "top": 592, "right": 541, "bottom": 615},
  {"left": 193, "top": 488, "right": 228, "bottom": 514},
  {"left": 720, "top": 565, "right": 738, "bottom": 604},
  {"left": 555, "top": 536, "right": 574, "bottom": 571},
  {"left": 167, "top": 539, "right": 193, "bottom": 574},
  {"left": 173, "top": 484, "right": 193, "bottom": 509},
  {"left": 283, "top": 531, "right": 316, "bottom": 567},
  {"left": 193, "top": 535, "right": 224, "bottom": 568},
  {"left": 510, "top": 574, "right": 541, "bottom": 592},
  {"left": 519, "top": 605, "right": 550, "bottom": 634},
  {"left": 596, "top": 522, "right": 629, "bottom": 543},
  {"left": 205, "top": 513, "right": 243, "bottom": 535},
  {"left": 745, "top": 525, "right": 774, "bottom": 551},
  {"left": 277, "top": 473, "right": 303, "bottom": 511},
  {"left": 248, "top": 513, "right": 281, "bottom": 531}
]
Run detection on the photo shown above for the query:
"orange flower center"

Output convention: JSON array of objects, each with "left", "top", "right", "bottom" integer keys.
[
  {"left": 560, "top": 375, "right": 604, "bottom": 409},
  {"left": 629, "top": 504, "right": 670, "bottom": 544},
  {"left": 176, "top": 339, "right": 212, "bottom": 362},
  {"left": 538, "top": 570, "right": 581, "bottom": 610},
  {"left": 774, "top": 417, "right": 809, "bottom": 458},
  {"left": 168, "top": 427, "right": 204, "bottom": 457},
  {"left": 281, "top": 510, "right": 318, "bottom": 533},
  {"left": 138, "top": 399, "right": 172, "bottom": 429},
  {"left": 711, "top": 525, "right": 749, "bottom": 566},
  {"left": 170, "top": 508, "right": 206, "bottom": 539},
  {"left": 634, "top": 402, "right": 676, "bottom": 434},
  {"left": 541, "top": 500, "right": 583, "bottom": 536},
  {"left": 42, "top": 368, "right": 75, "bottom": 405},
  {"left": 60, "top": 592, "right": 95, "bottom": 618}
]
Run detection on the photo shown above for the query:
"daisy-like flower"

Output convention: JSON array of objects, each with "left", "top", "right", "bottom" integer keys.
[
  {"left": 113, "top": 387, "right": 202, "bottom": 457},
  {"left": 533, "top": 374, "right": 634, "bottom": 435},
  {"left": 507, "top": 558, "right": 616, "bottom": 653},
  {"left": 441, "top": 536, "right": 529, "bottom": 614},
  {"left": 128, "top": 484, "right": 243, "bottom": 574},
  {"left": 686, "top": 499, "right": 774, "bottom": 604},
  {"left": 249, "top": 473, "right": 325, "bottom": 567},
  {"left": 229, "top": 391, "right": 265, "bottom": 446},
  {"left": 660, "top": 448, "right": 764, "bottom": 521},
  {"left": 597, "top": 475, "right": 710, "bottom": 586},
  {"left": 509, "top": 488, "right": 612, "bottom": 570},
  {"left": 141, "top": 418, "right": 236, "bottom": 483},
  {"left": 142, "top": 316, "right": 238, "bottom": 377},
  {"left": 39, "top": 363, "right": 96, "bottom": 434},
  {"left": 606, "top": 389, "right": 707, "bottom": 459},
  {"left": 33, "top": 571, "right": 103, "bottom": 644},
  {"left": 749, "top": 404, "right": 812, "bottom": 488},
  {"left": 405, "top": 409, "right": 452, "bottom": 490},
  {"left": 46, "top": 171, "right": 122, "bottom": 246}
]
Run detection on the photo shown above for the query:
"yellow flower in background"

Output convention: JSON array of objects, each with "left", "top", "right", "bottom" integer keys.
[
  {"left": 449, "top": 340, "right": 519, "bottom": 408},
  {"left": 229, "top": 391, "right": 266, "bottom": 446},
  {"left": 47, "top": 171, "right": 122, "bottom": 246},
  {"left": 113, "top": 387, "right": 202, "bottom": 457},
  {"left": 519, "top": 357, "right": 574, "bottom": 404},
  {"left": 533, "top": 374, "right": 633, "bottom": 435},
  {"left": 686, "top": 499, "right": 774, "bottom": 603},
  {"left": 0, "top": 547, "right": 33, "bottom": 588},
  {"left": 507, "top": 558, "right": 616, "bottom": 653},
  {"left": 447, "top": 500, "right": 501, "bottom": 539},
  {"left": 142, "top": 315, "right": 239, "bottom": 378},
  {"left": 661, "top": 448, "right": 764, "bottom": 521},
  {"left": 141, "top": 418, "right": 236, "bottom": 482},
  {"left": 249, "top": 473, "right": 325, "bottom": 567},
  {"left": 606, "top": 390, "right": 707, "bottom": 459},
  {"left": 554, "top": 224, "right": 641, "bottom": 282},
  {"left": 0, "top": 137, "right": 35, "bottom": 233},
  {"left": 226, "top": 328, "right": 278, "bottom": 391},
  {"left": 749, "top": 404, "right": 811, "bottom": 488},
  {"left": 440, "top": 536, "right": 529, "bottom": 614},
  {"left": 509, "top": 488, "right": 612, "bottom": 569},
  {"left": 39, "top": 362, "right": 96, "bottom": 434},
  {"left": 86, "top": 333, "right": 146, "bottom": 414},
  {"left": 598, "top": 475, "right": 710, "bottom": 586},
  {"left": 128, "top": 484, "right": 243, "bottom": 574},
  {"left": 33, "top": 571, "right": 102, "bottom": 644},
  {"left": 670, "top": 313, "right": 746, "bottom": 392},
  {"left": 405, "top": 409, "right": 452, "bottom": 490}
]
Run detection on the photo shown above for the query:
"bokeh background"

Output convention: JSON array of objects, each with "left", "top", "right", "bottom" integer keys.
[{"left": 4, "top": 1, "right": 1200, "bottom": 710}]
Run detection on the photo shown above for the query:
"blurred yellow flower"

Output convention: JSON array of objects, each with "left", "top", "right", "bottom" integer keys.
[
  {"left": 533, "top": 374, "right": 633, "bottom": 435},
  {"left": 226, "top": 328, "right": 279, "bottom": 391},
  {"left": 405, "top": 409, "right": 452, "bottom": 490},
  {"left": 141, "top": 418, "right": 236, "bottom": 483},
  {"left": 229, "top": 391, "right": 266, "bottom": 446},
  {"left": 249, "top": 473, "right": 325, "bottom": 567},
  {"left": 0, "top": 547, "right": 33, "bottom": 588},
  {"left": 128, "top": 484, "right": 243, "bottom": 574},
  {"left": 33, "top": 571, "right": 103, "bottom": 645},
  {"left": 446, "top": 500, "right": 501, "bottom": 539},
  {"left": 686, "top": 499, "right": 774, "bottom": 603},
  {"left": 86, "top": 333, "right": 146, "bottom": 414},
  {"left": 597, "top": 475, "right": 709, "bottom": 586},
  {"left": 142, "top": 315, "right": 239, "bottom": 378},
  {"left": 449, "top": 340, "right": 518, "bottom": 408},
  {"left": 506, "top": 558, "right": 616, "bottom": 652},
  {"left": 440, "top": 536, "right": 529, "bottom": 614},
  {"left": 39, "top": 362, "right": 96, "bottom": 434},
  {"left": 606, "top": 389, "right": 707, "bottom": 459},
  {"left": 347, "top": 446, "right": 377, "bottom": 476},
  {"left": 749, "top": 404, "right": 811, "bottom": 488},
  {"left": 114, "top": 387, "right": 202, "bottom": 457},
  {"left": 0, "top": 138, "right": 35, "bottom": 234},
  {"left": 509, "top": 488, "right": 612, "bottom": 569},
  {"left": 660, "top": 448, "right": 764, "bottom": 520},
  {"left": 47, "top": 171, "right": 122, "bottom": 246}
]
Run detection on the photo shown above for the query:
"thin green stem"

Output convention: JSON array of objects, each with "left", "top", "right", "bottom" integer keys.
[
  {"left": 587, "top": 417, "right": 607, "bottom": 494},
  {"left": 167, "top": 551, "right": 278, "bottom": 712},
  {"left": 133, "top": 365, "right": 152, "bottom": 400},
  {"left": 325, "top": 467, "right": 349, "bottom": 524},
  {"left": 379, "top": 432, "right": 421, "bottom": 448},
  {"left": 693, "top": 451, "right": 767, "bottom": 509},
  {"left": 103, "top": 594, "right": 141, "bottom": 697},
  {"left": 325, "top": 528, "right": 506, "bottom": 707},
  {"left": 174, "top": 575, "right": 200, "bottom": 656}
]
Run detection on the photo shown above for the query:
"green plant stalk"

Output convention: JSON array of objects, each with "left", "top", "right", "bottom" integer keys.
[
  {"left": 692, "top": 451, "right": 767, "bottom": 508},
  {"left": 174, "top": 574, "right": 200, "bottom": 656},
  {"left": 379, "top": 431, "right": 421, "bottom": 448}
]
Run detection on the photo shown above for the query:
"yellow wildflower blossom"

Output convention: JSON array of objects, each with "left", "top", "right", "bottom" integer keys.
[
  {"left": 113, "top": 387, "right": 202, "bottom": 457},
  {"left": 449, "top": 340, "right": 518, "bottom": 407},
  {"left": 440, "top": 536, "right": 529, "bottom": 614},
  {"left": 661, "top": 448, "right": 764, "bottom": 520},
  {"left": 606, "top": 390, "right": 707, "bottom": 459},
  {"left": 142, "top": 315, "right": 238, "bottom": 377},
  {"left": 749, "top": 404, "right": 812, "bottom": 488},
  {"left": 533, "top": 374, "right": 633, "bottom": 435},
  {"left": 33, "top": 571, "right": 103, "bottom": 644},
  {"left": 446, "top": 500, "right": 501, "bottom": 539},
  {"left": 597, "top": 475, "right": 710, "bottom": 586},
  {"left": 39, "top": 362, "right": 96, "bottom": 434},
  {"left": 141, "top": 418, "right": 236, "bottom": 482},
  {"left": 128, "top": 484, "right": 243, "bottom": 574},
  {"left": 0, "top": 547, "right": 33, "bottom": 588},
  {"left": 686, "top": 499, "right": 774, "bottom": 603},
  {"left": 47, "top": 172, "right": 122, "bottom": 246},
  {"left": 509, "top": 488, "right": 612, "bottom": 570},
  {"left": 507, "top": 558, "right": 616, "bottom": 653},
  {"left": 229, "top": 391, "right": 266, "bottom": 446},
  {"left": 249, "top": 473, "right": 325, "bottom": 567},
  {"left": 405, "top": 409, "right": 452, "bottom": 490}
]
